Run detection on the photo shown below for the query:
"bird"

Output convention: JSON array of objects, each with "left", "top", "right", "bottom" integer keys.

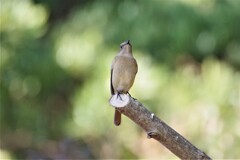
[{"left": 110, "top": 40, "right": 138, "bottom": 126}]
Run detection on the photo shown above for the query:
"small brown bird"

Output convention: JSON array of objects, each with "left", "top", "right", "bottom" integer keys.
[{"left": 110, "top": 40, "right": 138, "bottom": 126}]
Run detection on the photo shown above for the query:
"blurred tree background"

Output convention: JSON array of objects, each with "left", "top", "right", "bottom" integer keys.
[{"left": 0, "top": 0, "right": 240, "bottom": 159}]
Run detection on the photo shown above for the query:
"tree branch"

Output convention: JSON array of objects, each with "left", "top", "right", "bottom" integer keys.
[{"left": 109, "top": 95, "right": 212, "bottom": 160}]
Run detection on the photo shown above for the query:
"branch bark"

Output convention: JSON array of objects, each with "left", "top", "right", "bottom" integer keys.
[{"left": 109, "top": 95, "right": 212, "bottom": 160}]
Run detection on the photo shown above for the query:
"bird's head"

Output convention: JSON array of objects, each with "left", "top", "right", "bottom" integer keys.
[
  {"left": 119, "top": 40, "right": 132, "bottom": 54},
  {"left": 120, "top": 40, "right": 131, "bottom": 48}
]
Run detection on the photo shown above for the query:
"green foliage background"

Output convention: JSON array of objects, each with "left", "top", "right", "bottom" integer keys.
[{"left": 0, "top": 0, "right": 240, "bottom": 159}]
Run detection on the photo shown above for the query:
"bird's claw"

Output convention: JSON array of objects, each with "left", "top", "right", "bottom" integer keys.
[
  {"left": 117, "top": 93, "right": 123, "bottom": 101},
  {"left": 127, "top": 92, "right": 137, "bottom": 101}
]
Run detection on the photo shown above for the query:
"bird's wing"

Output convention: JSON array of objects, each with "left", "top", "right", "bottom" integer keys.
[
  {"left": 110, "top": 58, "right": 116, "bottom": 95},
  {"left": 135, "top": 58, "right": 138, "bottom": 74},
  {"left": 110, "top": 68, "right": 114, "bottom": 95}
]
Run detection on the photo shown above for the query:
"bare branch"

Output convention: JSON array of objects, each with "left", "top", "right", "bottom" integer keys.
[{"left": 109, "top": 95, "right": 212, "bottom": 160}]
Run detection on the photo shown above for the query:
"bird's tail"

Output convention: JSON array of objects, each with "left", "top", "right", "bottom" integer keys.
[{"left": 114, "top": 109, "right": 121, "bottom": 126}]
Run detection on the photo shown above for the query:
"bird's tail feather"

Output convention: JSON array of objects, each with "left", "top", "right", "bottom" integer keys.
[{"left": 114, "top": 109, "right": 121, "bottom": 126}]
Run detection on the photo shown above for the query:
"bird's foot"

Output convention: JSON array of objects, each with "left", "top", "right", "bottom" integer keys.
[
  {"left": 127, "top": 92, "right": 137, "bottom": 101},
  {"left": 117, "top": 93, "right": 123, "bottom": 101}
]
